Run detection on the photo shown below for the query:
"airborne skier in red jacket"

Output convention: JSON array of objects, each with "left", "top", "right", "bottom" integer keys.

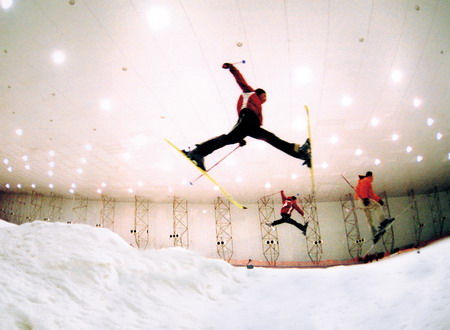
[
  {"left": 184, "top": 63, "right": 311, "bottom": 171},
  {"left": 267, "top": 190, "right": 308, "bottom": 235}
]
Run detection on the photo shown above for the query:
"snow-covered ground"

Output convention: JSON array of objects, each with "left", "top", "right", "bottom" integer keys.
[{"left": 0, "top": 219, "right": 448, "bottom": 330}]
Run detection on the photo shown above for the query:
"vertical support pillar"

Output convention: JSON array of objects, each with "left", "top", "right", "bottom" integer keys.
[
  {"left": 15, "top": 193, "right": 29, "bottom": 224},
  {"left": 29, "top": 191, "right": 43, "bottom": 221},
  {"left": 133, "top": 195, "right": 150, "bottom": 249},
  {"left": 408, "top": 189, "right": 423, "bottom": 246},
  {"left": 257, "top": 196, "right": 279, "bottom": 266},
  {"left": 0, "top": 192, "right": 6, "bottom": 220},
  {"left": 72, "top": 194, "right": 88, "bottom": 224},
  {"left": 428, "top": 186, "right": 444, "bottom": 237},
  {"left": 172, "top": 197, "right": 189, "bottom": 248},
  {"left": 340, "top": 193, "right": 363, "bottom": 258},
  {"left": 48, "top": 192, "right": 63, "bottom": 222},
  {"left": 100, "top": 194, "right": 115, "bottom": 231},
  {"left": 302, "top": 193, "right": 323, "bottom": 263},
  {"left": 214, "top": 197, "right": 233, "bottom": 262},
  {"left": 380, "top": 192, "right": 395, "bottom": 252}
]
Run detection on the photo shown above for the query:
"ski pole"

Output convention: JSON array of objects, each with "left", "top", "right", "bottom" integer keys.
[
  {"left": 189, "top": 145, "right": 241, "bottom": 185},
  {"left": 231, "top": 60, "right": 246, "bottom": 65}
]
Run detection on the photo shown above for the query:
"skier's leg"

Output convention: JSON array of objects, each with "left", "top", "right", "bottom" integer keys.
[
  {"left": 250, "top": 127, "right": 310, "bottom": 161},
  {"left": 285, "top": 217, "right": 306, "bottom": 232},
  {"left": 358, "top": 199, "right": 378, "bottom": 236},
  {"left": 271, "top": 213, "right": 290, "bottom": 226}
]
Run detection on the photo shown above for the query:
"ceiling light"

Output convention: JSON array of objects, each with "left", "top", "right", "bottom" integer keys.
[
  {"left": 99, "top": 98, "right": 112, "bottom": 111},
  {"left": 51, "top": 50, "right": 66, "bottom": 64},
  {"left": 391, "top": 70, "right": 402, "bottom": 82},
  {"left": 22, "top": 155, "right": 28, "bottom": 161},
  {"left": 31, "top": 184, "right": 36, "bottom": 189},
  {"left": 436, "top": 132, "right": 443, "bottom": 140},
  {"left": 15, "top": 128, "right": 23, "bottom": 136},
  {"left": 291, "top": 173, "right": 298, "bottom": 180},
  {"left": 416, "top": 155, "right": 423, "bottom": 162},
  {"left": 71, "top": 183, "right": 77, "bottom": 188},
  {"left": 294, "top": 67, "right": 312, "bottom": 84},
  {"left": 374, "top": 159, "right": 381, "bottom": 165},
  {"left": 80, "top": 157, "right": 87, "bottom": 164},
  {"left": 76, "top": 168, "right": 83, "bottom": 174},
  {"left": 48, "top": 170, "right": 54, "bottom": 177},
  {"left": 392, "top": 133, "right": 399, "bottom": 141},
  {"left": 49, "top": 184, "right": 54, "bottom": 189},
  {"left": 341, "top": 96, "right": 353, "bottom": 107},
  {"left": 7, "top": 166, "right": 12, "bottom": 172},
  {"left": 1, "top": 0, "right": 14, "bottom": 10},
  {"left": 101, "top": 182, "right": 107, "bottom": 188},
  {"left": 3, "top": 158, "right": 8, "bottom": 165},
  {"left": 370, "top": 117, "right": 380, "bottom": 127},
  {"left": 17, "top": 184, "right": 22, "bottom": 189},
  {"left": 49, "top": 150, "right": 56, "bottom": 157},
  {"left": 448, "top": 152, "right": 450, "bottom": 161},
  {"left": 213, "top": 186, "right": 219, "bottom": 191},
  {"left": 413, "top": 98, "right": 422, "bottom": 108},
  {"left": 85, "top": 144, "right": 93, "bottom": 151},
  {"left": 355, "top": 149, "right": 363, "bottom": 156},
  {"left": 128, "top": 188, "right": 134, "bottom": 194},
  {"left": 97, "top": 189, "right": 102, "bottom": 194},
  {"left": 146, "top": 6, "right": 170, "bottom": 31},
  {"left": 427, "top": 118, "right": 434, "bottom": 126},
  {"left": 264, "top": 182, "right": 271, "bottom": 189},
  {"left": 5, "top": 184, "right": 10, "bottom": 189},
  {"left": 25, "top": 164, "right": 30, "bottom": 170},
  {"left": 406, "top": 146, "right": 413, "bottom": 153},
  {"left": 69, "top": 189, "right": 75, "bottom": 194},
  {"left": 321, "top": 162, "right": 329, "bottom": 169},
  {"left": 330, "top": 136, "right": 339, "bottom": 144},
  {"left": 49, "top": 161, "right": 55, "bottom": 168}
]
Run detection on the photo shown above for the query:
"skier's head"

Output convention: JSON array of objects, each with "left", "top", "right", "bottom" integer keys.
[
  {"left": 365, "top": 171, "right": 373, "bottom": 177},
  {"left": 288, "top": 196, "right": 297, "bottom": 201},
  {"left": 255, "top": 88, "right": 267, "bottom": 103}
]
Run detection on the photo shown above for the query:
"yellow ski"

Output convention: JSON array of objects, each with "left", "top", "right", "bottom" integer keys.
[{"left": 164, "top": 138, "right": 248, "bottom": 210}]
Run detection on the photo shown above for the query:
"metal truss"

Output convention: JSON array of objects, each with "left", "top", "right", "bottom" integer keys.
[
  {"left": 72, "top": 194, "right": 88, "bottom": 224},
  {"left": 257, "top": 195, "right": 279, "bottom": 266},
  {"left": 380, "top": 192, "right": 395, "bottom": 252},
  {"left": 408, "top": 189, "right": 423, "bottom": 245},
  {"left": 133, "top": 195, "right": 150, "bottom": 249},
  {"left": 48, "top": 192, "right": 63, "bottom": 222},
  {"left": 0, "top": 193, "right": 14, "bottom": 222},
  {"left": 427, "top": 186, "right": 444, "bottom": 237},
  {"left": 214, "top": 197, "right": 233, "bottom": 262},
  {"left": 100, "top": 194, "right": 115, "bottom": 231},
  {"left": 171, "top": 197, "right": 189, "bottom": 248},
  {"left": 301, "top": 193, "right": 323, "bottom": 263},
  {"left": 340, "top": 193, "right": 363, "bottom": 258}
]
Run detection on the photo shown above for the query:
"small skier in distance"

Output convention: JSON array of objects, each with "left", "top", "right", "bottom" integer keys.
[
  {"left": 183, "top": 62, "right": 311, "bottom": 171},
  {"left": 355, "top": 171, "right": 395, "bottom": 243},
  {"left": 266, "top": 190, "right": 308, "bottom": 236}
]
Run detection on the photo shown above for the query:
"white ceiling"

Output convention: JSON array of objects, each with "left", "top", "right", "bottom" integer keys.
[{"left": 0, "top": 0, "right": 449, "bottom": 205}]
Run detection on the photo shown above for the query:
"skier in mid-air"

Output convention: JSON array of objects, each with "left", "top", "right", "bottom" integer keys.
[
  {"left": 355, "top": 171, "right": 394, "bottom": 243},
  {"left": 266, "top": 190, "right": 308, "bottom": 235},
  {"left": 183, "top": 62, "right": 311, "bottom": 171}
]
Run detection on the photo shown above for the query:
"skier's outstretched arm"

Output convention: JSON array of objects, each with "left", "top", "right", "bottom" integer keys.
[
  {"left": 293, "top": 202, "right": 305, "bottom": 217},
  {"left": 280, "top": 190, "right": 287, "bottom": 203},
  {"left": 222, "top": 63, "right": 254, "bottom": 93}
]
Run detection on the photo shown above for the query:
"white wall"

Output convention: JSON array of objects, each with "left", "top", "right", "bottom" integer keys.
[{"left": 0, "top": 190, "right": 448, "bottom": 262}]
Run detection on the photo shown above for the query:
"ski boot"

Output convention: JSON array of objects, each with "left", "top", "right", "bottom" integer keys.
[
  {"left": 183, "top": 149, "right": 206, "bottom": 171},
  {"left": 294, "top": 139, "right": 311, "bottom": 168},
  {"left": 301, "top": 221, "right": 309, "bottom": 236},
  {"left": 265, "top": 222, "right": 275, "bottom": 231}
]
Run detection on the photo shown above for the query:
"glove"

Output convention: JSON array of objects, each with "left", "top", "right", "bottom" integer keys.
[
  {"left": 378, "top": 199, "right": 384, "bottom": 206},
  {"left": 362, "top": 198, "right": 370, "bottom": 207},
  {"left": 222, "top": 63, "right": 231, "bottom": 69},
  {"left": 238, "top": 139, "right": 246, "bottom": 147}
]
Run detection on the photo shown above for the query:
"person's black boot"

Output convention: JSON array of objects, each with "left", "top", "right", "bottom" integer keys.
[
  {"left": 302, "top": 221, "right": 309, "bottom": 236},
  {"left": 294, "top": 139, "right": 312, "bottom": 168},
  {"left": 183, "top": 149, "right": 206, "bottom": 171}
]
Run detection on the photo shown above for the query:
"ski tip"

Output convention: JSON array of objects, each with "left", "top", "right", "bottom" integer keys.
[{"left": 243, "top": 206, "right": 248, "bottom": 210}]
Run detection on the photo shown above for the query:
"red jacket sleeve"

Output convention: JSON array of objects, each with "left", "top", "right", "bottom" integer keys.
[
  {"left": 230, "top": 65, "right": 254, "bottom": 93},
  {"left": 293, "top": 202, "right": 305, "bottom": 216}
]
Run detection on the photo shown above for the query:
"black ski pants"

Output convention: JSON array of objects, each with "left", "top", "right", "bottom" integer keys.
[
  {"left": 272, "top": 213, "right": 305, "bottom": 232},
  {"left": 193, "top": 109, "right": 301, "bottom": 158}
]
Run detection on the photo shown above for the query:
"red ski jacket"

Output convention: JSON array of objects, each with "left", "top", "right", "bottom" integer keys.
[
  {"left": 355, "top": 176, "right": 381, "bottom": 202},
  {"left": 229, "top": 65, "right": 263, "bottom": 126},
  {"left": 280, "top": 191, "right": 304, "bottom": 216}
]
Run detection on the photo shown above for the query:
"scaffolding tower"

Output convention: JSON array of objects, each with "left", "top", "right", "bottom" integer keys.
[
  {"left": 214, "top": 197, "right": 233, "bottom": 262},
  {"left": 427, "top": 186, "right": 444, "bottom": 237},
  {"left": 172, "top": 197, "right": 189, "bottom": 248},
  {"left": 340, "top": 193, "right": 363, "bottom": 258},
  {"left": 408, "top": 189, "right": 423, "bottom": 246},
  {"left": 133, "top": 195, "right": 150, "bottom": 249},
  {"left": 380, "top": 192, "right": 395, "bottom": 252},
  {"left": 72, "top": 194, "right": 88, "bottom": 224},
  {"left": 301, "top": 193, "right": 323, "bottom": 263},
  {"left": 257, "top": 195, "right": 279, "bottom": 266},
  {"left": 100, "top": 194, "right": 115, "bottom": 231},
  {"left": 48, "top": 192, "right": 63, "bottom": 222}
]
